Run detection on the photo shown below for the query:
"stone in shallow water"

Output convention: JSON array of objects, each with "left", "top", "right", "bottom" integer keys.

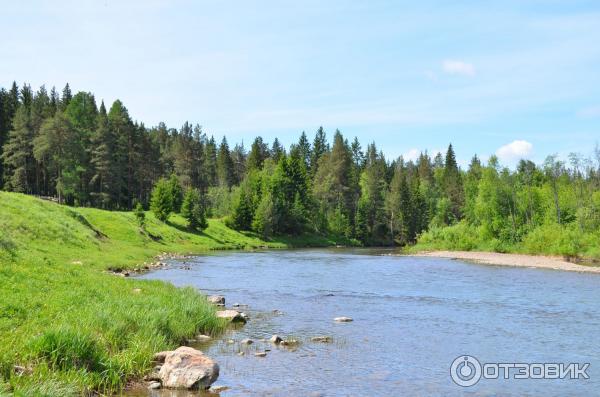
[
  {"left": 207, "top": 295, "right": 225, "bottom": 305},
  {"left": 269, "top": 334, "right": 283, "bottom": 344},
  {"left": 254, "top": 352, "right": 267, "bottom": 357},
  {"left": 311, "top": 336, "right": 333, "bottom": 343},
  {"left": 147, "top": 381, "right": 161, "bottom": 390},
  {"left": 158, "top": 346, "right": 219, "bottom": 390},
  {"left": 216, "top": 309, "right": 247, "bottom": 323},
  {"left": 196, "top": 334, "right": 212, "bottom": 342},
  {"left": 240, "top": 338, "right": 253, "bottom": 345},
  {"left": 334, "top": 316, "right": 353, "bottom": 322}
]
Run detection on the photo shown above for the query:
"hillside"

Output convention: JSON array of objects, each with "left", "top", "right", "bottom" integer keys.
[{"left": 0, "top": 192, "right": 337, "bottom": 396}]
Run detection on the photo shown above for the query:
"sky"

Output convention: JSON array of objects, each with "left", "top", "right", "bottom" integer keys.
[{"left": 2, "top": 0, "right": 599, "bottom": 167}]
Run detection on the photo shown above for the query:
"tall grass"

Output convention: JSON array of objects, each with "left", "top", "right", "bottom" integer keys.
[{"left": 0, "top": 192, "right": 333, "bottom": 395}]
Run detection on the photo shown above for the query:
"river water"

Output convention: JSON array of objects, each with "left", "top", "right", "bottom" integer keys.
[{"left": 133, "top": 248, "right": 600, "bottom": 396}]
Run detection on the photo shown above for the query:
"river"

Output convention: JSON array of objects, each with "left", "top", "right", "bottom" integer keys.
[{"left": 131, "top": 248, "right": 600, "bottom": 396}]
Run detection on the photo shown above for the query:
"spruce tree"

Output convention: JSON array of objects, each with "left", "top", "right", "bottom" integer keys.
[
  {"left": 247, "top": 136, "right": 269, "bottom": 171},
  {"left": 311, "top": 126, "right": 328, "bottom": 177},
  {"left": 90, "top": 102, "right": 117, "bottom": 208},
  {"left": 181, "top": 188, "right": 207, "bottom": 231},
  {"left": 217, "top": 136, "right": 235, "bottom": 188},
  {"left": 2, "top": 106, "right": 34, "bottom": 193},
  {"left": 204, "top": 136, "right": 218, "bottom": 186},
  {"left": 150, "top": 178, "right": 173, "bottom": 222}
]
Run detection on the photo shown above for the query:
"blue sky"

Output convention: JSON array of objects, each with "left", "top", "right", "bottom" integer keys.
[{"left": 2, "top": 0, "right": 599, "bottom": 167}]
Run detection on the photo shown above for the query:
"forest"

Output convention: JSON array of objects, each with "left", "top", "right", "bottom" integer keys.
[{"left": 1, "top": 82, "right": 599, "bottom": 255}]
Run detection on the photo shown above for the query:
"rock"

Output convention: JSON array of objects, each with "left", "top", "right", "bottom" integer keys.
[
  {"left": 272, "top": 309, "right": 284, "bottom": 315},
  {"left": 208, "top": 295, "right": 225, "bottom": 306},
  {"left": 240, "top": 338, "right": 253, "bottom": 345},
  {"left": 334, "top": 316, "right": 353, "bottom": 322},
  {"left": 148, "top": 381, "right": 161, "bottom": 390},
  {"left": 196, "top": 334, "right": 212, "bottom": 342},
  {"left": 237, "top": 351, "right": 245, "bottom": 356},
  {"left": 216, "top": 310, "right": 247, "bottom": 323},
  {"left": 269, "top": 335, "right": 283, "bottom": 344},
  {"left": 280, "top": 339, "right": 299, "bottom": 347},
  {"left": 311, "top": 336, "right": 333, "bottom": 343},
  {"left": 232, "top": 303, "right": 248, "bottom": 308},
  {"left": 210, "top": 385, "right": 230, "bottom": 393},
  {"left": 158, "top": 346, "right": 219, "bottom": 390},
  {"left": 226, "top": 339, "right": 235, "bottom": 344},
  {"left": 254, "top": 352, "right": 267, "bottom": 357},
  {"left": 153, "top": 351, "right": 169, "bottom": 363}
]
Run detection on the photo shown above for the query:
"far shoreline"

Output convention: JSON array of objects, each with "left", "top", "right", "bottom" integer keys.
[{"left": 411, "top": 250, "right": 600, "bottom": 273}]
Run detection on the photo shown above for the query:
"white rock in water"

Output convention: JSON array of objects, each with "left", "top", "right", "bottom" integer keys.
[
  {"left": 334, "top": 316, "right": 353, "bottom": 322},
  {"left": 269, "top": 334, "right": 283, "bottom": 344},
  {"left": 216, "top": 310, "right": 247, "bottom": 323},
  {"left": 158, "top": 346, "right": 219, "bottom": 390},
  {"left": 207, "top": 295, "right": 225, "bottom": 305}
]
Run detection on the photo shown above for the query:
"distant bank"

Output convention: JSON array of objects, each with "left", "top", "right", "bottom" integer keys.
[{"left": 413, "top": 250, "right": 600, "bottom": 273}]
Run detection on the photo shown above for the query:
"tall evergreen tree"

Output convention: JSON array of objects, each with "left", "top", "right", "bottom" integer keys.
[
  {"left": 311, "top": 126, "right": 328, "bottom": 178},
  {"left": 247, "top": 136, "right": 269, "bottom": 171},
  {"left": 442, "top": 144, "right": 464, "bottom": 221},
  {"left": 90, "top": 102, "right": 117, "bottom": 208},
  {"left": 217, "top": 136, "right": 235, "bottom": 188},
  {"left": 1, "top": 106, "right": 34, "bottom": 193}
]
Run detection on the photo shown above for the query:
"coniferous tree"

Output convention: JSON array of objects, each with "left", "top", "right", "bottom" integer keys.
[
  {"left": 150, "top": 178, "right": 173, "bottom": 222},
  {"left": 442, "top": 144, "right": 464, "bottom": 221},
  {"left": 181, "top": 188, "right": 208, "bottom": 231},
  {"left": 204, "top": 136, "right": 218, "bottom": 186},
  {"left": 311, "top": 126, "right": 328, "bottom": 178},
  {"left": 90, "top": 102, "right": 117, "bottom": 208},
  {"left": 2, "top": 106, "right": 34, "bottom": 193},
  {"left": 247, "top": 136, "right": 269, "bottom": 171},
  {"left": 271, "top": 138, "right": 285, "bottom": 163},
  {"left": 33, "top": 113, "right": 82, "bottom": 203},
  {"left": 217, "top": 136, "right": 235, "bottom": 188}
]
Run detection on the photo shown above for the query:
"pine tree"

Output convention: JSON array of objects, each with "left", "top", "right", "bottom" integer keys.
[
  {"left": 167, "top": 174, "right": 183, "bottom": 212},
  {"left": 311, "top": 126, "right": 328, "bottom": 177},
  {"left": 271, "top": 138, "right": 284, "bottom": 163},
  {"left": 217, "top": 136, "right": 235, "bottom": 188},
  {"left": 1, "top": 106, "right": 34, "bottom": 193},
  {"left": 442, "top": 144, "right": 464, "bottom": 221},
  {"left": 181, "top": 188, "right": 207, "bottom": 231},
  {"left": 296, "top": 131, "right": 311, "bottom": 172},
  {"left": 33, "top": 113, "right": 82, "bottom": 203},
  {"left": 204, "top": 136, "right": 218, "bottom": 186},
  {"left": 60, "top": 83, "right": 72, "bottom": 111},
  {"left": 231, "top": 142, "right": 247, "bottom": 185},
  {"left": 150, "top": 178, "right": 173, "bottom": 222},
  {"left": 247, "top": 136, "right": 269, "bottom": 171},
  {"left": 90, "top": 102, "right": 117, "bottom": 208}
]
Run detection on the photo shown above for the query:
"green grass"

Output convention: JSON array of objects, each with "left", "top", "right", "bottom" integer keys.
[
  {"left": 0, "top": 192, "right": 338, "bottom": 395},
  {"left": 411, "top": 221, "right": 600, "bottom": 261}
]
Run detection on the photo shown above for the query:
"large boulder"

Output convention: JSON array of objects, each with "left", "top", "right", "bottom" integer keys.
[
  {"left": 216, "top": 309, "right": 247, "bottom": 323},
  {"left": 157, "top": 346, "right": 219, "bottom": 390}
]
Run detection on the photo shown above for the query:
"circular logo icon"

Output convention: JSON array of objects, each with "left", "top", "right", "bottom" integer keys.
[{"left": 450, "top": 355, "right": 482, "bottom": 387}]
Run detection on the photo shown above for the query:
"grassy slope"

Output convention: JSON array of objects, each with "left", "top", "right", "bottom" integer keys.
[{"left": 0, "top": 192, "right": 338, "bottom": 396}]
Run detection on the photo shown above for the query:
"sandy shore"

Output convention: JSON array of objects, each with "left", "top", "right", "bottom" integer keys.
[{"left": 414, "top": 251, "right": 600, "bottom": 273}]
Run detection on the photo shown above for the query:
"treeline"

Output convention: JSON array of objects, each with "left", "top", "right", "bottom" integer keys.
[{"left": 1, "top": 82, "right": 599, "bottom": 249}]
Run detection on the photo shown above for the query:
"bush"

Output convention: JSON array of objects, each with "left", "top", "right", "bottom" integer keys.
[{"left": 133, "top": 202, "right": 145, "bottom": 229}]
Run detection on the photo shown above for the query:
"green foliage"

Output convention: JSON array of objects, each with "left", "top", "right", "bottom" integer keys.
[
  {"left": 150, "top": 178, "right": 173, "bottom": 222},
  {"left": 167, "top": 174, "right": 183, "bottom": 213},
  {"left": 181, "top": 188, "right": 207, "bottom": 231},
  {"left": 133, "top": 202, "right": 145, "bottom": 229}
]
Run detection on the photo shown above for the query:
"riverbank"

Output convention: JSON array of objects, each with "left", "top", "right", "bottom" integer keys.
[
  {"left": 0, "top": 192, "right": 342, "bottom": 396},
  {"left": 414, "top": 250, "right": 600, "bottom": 273}
]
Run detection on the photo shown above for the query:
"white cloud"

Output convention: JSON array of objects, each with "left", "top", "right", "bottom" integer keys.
[
  {"left": 495, "top": 140, "right": 533, "bottom": 162},
  {"left": 442, "top": 60, "right": 476, "bottom": 76},
  {"left": 403, "top": 148, "right": 420, "bottom": 161}
]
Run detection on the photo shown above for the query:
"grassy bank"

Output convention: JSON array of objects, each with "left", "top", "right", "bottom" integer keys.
[
  {"left": 411, "top": 221, "right": 600, "bottom": 261},
  {"left": 0, "top": 192, "right": 339, "bottom": 396}
]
